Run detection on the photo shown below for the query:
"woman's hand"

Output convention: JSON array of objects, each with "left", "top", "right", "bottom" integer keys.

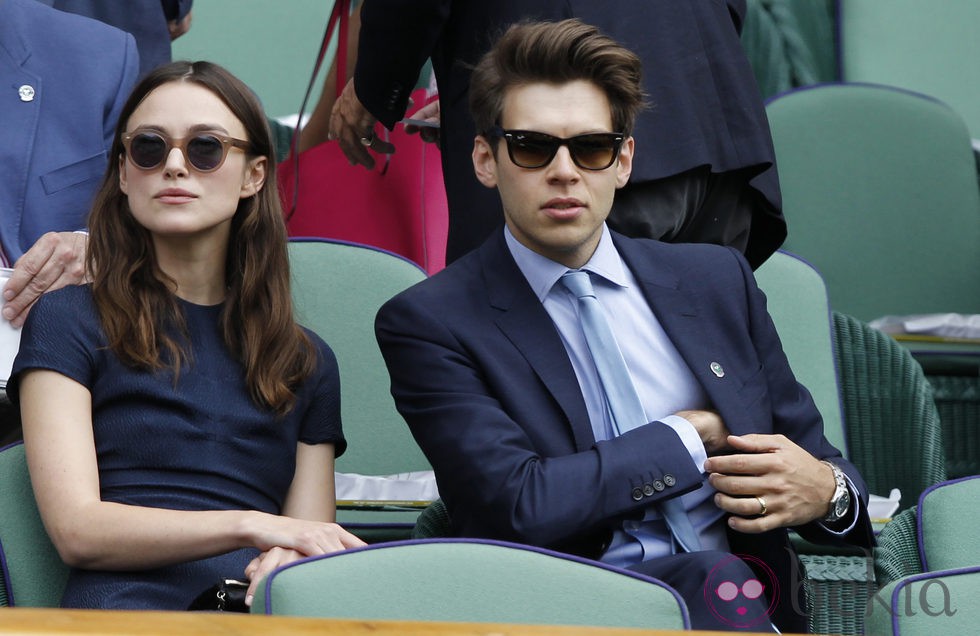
[
  {"left": 243, "top": 547, "right": 303, "bottom": 607},
  {"left": 242, "top": 521, "right": 366, "bottom": 606},
  {"left": 248, "top": 514, "right": 366, "bottom": 557}
]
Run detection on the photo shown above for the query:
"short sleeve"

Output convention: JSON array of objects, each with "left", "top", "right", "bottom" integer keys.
[
  {"left": 296, "top": 330, "right": 345, "bottom": 456},
  {"left": 7, "top": 286, "right": 101, "bottom": 405}
]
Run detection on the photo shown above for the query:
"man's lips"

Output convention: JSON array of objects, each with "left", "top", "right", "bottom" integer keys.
[{"left": 541, "top": 198, "right": 585, "bottom": 218}]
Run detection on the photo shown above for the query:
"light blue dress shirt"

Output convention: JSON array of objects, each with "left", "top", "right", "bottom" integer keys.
[{"left": 505, "top": 225, "right": 730, "bottom": 565}]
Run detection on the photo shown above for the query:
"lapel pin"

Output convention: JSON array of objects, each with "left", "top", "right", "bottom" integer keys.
[
  {"left": 18, "top": 85, "right": 35, "bottom": 102},
  {"left": 710, "top": 361, "right": 725, "bottom": 378}
]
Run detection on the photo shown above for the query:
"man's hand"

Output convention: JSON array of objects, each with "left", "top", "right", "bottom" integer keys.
[
  {"left": 327, "top": 78, "right": 395, "bottom": 169},
  {"left": 404, "top": 99, "right": 441, "bottom": 146},
  {"left": 168, "top": 11, "right": 192, "bottom": 40},
  {"left": 704, "top": 434, "right": 836, "bottom": 533},
  {"left": 676, "top": 409, "right": 732, "bottom": 455},
  {"left": 2, "top": 232, "right": 89, "bottom": 328}
]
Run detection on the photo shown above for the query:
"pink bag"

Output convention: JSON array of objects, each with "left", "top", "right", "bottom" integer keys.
[{"left": 277, "top": 0, "right": 447, "bottom": 273}]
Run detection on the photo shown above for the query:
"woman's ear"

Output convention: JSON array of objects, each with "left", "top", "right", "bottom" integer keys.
[
  {"left": 118, "top": 154, "right": 129, "bottom": 194},
  {"left": 240, "top": 156, "right": 268, "bottom": 198}
]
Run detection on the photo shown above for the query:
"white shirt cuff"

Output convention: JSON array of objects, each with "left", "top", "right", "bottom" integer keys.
[{"left": 660, "top": 414, "right": 708, "bottom": 473}]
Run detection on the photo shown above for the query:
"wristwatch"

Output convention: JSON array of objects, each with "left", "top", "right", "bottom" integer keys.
[{"left": 821, "top": 461, "right": 851, "bottom": 523}]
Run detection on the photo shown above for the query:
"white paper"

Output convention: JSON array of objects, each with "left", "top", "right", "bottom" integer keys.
[
  {"left": 0, "top": 269, "right": 21, "bottom": 389},
  {"left": 334, "top": 470, "right": 439, "bottom": 503},
  {"left": 870, "top": 313, "right": 980, "bottom": 339},
  {"left": 868, "top": 488, "right": 901, "bottom": 520}
]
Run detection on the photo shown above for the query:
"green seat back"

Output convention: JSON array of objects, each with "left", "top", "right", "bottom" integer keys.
[
  {"left": 288, "top": 239, "right": 429, "bottom": 477},
  {"left": 918, "top": 476, "right": 980, "bottom": 572},
  {"left": 0, "top": 442, "right": 68, "bottom": 607},
  {"left": 254, "top": 539, "right": 688, "bottom": 629},
  {"left": 865, "top": 566, "right": 980, "bottom": 636},
  {"left": 755, "top": 251, "right": 846, "bottom": 456},
  {"left": 839, "top": 0, "right": 980, "bottom": 140},
  {"left": 765, "top": 83, "right": 980, "bottom": 323}
]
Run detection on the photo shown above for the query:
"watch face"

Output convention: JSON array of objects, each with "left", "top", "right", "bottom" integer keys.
[{"left": 834, "top": 491, "right": 850, "bottom": 518}]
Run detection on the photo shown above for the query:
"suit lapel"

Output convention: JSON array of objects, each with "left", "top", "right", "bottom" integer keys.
[
  {"left": 478, "top": 233, "right": 596, "bottom": 451},
  {"left": 615, "top": 235, "right": 752, "bottom": 432},
  {"left": 0, "top": 4, "right": 41, "bottom": 257}
]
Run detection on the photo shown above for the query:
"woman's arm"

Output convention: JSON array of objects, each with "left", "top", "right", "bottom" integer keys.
[
  {"left": 244, "top": 440, "right": 366, "bottom": 603},
  {"left": 21, "top": 369, "right": 361, "bottom": 571}
]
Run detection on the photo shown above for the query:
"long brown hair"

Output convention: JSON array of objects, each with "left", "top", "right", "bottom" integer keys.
[{"left": 87, "top": 61, "right": 316, "bottom": 415}]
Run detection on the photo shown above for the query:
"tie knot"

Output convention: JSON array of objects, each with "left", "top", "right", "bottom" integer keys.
[{"left": 560, "top": 270, "right": 595, "bottom": 299}]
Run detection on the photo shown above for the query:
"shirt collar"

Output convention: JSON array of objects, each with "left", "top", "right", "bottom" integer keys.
[{"left": 504, "top": 224, "right": 631, "bottom": 302}]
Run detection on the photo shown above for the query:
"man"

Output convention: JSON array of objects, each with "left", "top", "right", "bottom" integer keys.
[
  {"left": 375, "top": 19, "right": 872, "bottom": 632},
  {"left": 330, "top": 0, "right": 784, "bottom": 269},
  {"left": 41, "top": 0, "right": 192, "bottom": 78},
  {"left": 1, "top": 0, "right": 138, "bottom": 443},
  {"left": 1, "top": 0, "right": 139, "bottom": 329}
]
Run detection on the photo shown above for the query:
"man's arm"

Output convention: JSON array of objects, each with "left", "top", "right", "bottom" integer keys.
[
  {"left": 327, "top": 0, "right": 450, "bottom": 167},
  {"left": 704, "top": 250, "right": 873, "bottom": 547}
]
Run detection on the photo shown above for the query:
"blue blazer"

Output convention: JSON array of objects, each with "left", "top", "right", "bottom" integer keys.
[
  {"left": 376, "top": 230, "right": 873, "bottom": 630},
  {"left": 44, "top": 0, "right": 192, "bottom": 77},
  {"left": 0, "top": 0, "right": 138, "bottom": 262}
]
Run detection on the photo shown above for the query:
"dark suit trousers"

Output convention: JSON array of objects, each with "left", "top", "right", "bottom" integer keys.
[
  {"left": 608, "top": 166, "right": 779, "bottom": 270},
  {"left": 628, "top": 550, "right": 778, "bottom": 632}
]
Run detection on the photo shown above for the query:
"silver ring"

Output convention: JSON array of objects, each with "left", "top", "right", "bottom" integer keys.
[
  {"left": 756, "top": 496, "right": 768, "bottom": 516},
  {"left": 359, "top": 133, "right": 375, "bottom": 147}
]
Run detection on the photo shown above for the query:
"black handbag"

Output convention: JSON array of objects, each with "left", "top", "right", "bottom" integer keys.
[{"left": 187, "top": 578, "right": 250, "bottom": 612}]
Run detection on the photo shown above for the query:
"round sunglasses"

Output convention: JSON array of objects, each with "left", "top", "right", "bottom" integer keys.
[
  {"left": 121, "top": 131, "right": 251, "bottom": 173},
  {"left": 487, "top": 126, "right": 625, "bottom": 171}
]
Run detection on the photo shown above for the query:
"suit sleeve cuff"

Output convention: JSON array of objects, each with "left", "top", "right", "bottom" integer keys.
[{"left": 660, "top": 415, "right": 708, "bottom": 473}]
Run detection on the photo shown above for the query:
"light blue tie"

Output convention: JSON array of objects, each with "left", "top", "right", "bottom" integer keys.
[{"left": 561, "top": 270, "right": 702, "bottom": 553}]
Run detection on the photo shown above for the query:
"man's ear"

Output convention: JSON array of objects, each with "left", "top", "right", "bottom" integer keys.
[
  {"left": 472, "top": 135, "right": 499, "bottom": 189},
  {"left": 615, "top": 136, "right": 634, "bottom": 189},
  {"left": 240, "top": 156, "right": 268, "bottom": 198}
]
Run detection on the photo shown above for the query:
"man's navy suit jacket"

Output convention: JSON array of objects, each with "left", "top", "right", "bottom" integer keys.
[
  {"left": 376, "top": 229, "right": 873, "bottom": 628},
  {"left": 0, "top": 0, "right": 138, "bottom": 262}
]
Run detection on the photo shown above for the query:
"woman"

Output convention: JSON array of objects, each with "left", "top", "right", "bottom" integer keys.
[{"left": 10, "top": 61, "right": 365, "bottom": 610}]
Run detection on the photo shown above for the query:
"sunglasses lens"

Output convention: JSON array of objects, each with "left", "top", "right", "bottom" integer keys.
[
  {"left": 508, "top": 132, "right": 558, "bottom": 169},
  {"left": 569, "top": 134, "right": 619, "bottom": 170},
  {"left": 129, "top": 133, "right": 168, "bottom": 169},
  {"left": 186, "top": 135, "right": 226, "bottom": 171},
  {"left": 502, "top": 131, "right": 621, "bottom": 170}
]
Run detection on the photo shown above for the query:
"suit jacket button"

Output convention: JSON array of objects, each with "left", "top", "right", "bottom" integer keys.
[
  {"left": 663, "top": 474, "right": 676, "bottom": 487},
  {"left": 653, "top": 479, "right": 665, "bottom": 492},
  {"left": 642, "top": 483, "right": 655, "bottom": 497},
  {"left": 631, "top": 487, "right": 644, "bottom": 501}
]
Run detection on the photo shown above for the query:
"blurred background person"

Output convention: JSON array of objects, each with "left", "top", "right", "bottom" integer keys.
[{"left": 328, "top": 0, "right": 784, "bottom": 270}]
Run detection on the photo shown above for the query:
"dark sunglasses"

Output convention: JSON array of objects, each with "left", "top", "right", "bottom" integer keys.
[
  {"left": 487, "top": 126, "right": 625, "bottom": 171},
  {"left": 121, "top": 131, "right": 251, "bottom": 172}
]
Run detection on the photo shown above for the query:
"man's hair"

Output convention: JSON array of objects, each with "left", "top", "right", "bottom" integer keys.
[
  {"left": 88, "top": 60, "right": 316, "bottom": 415},
  {"left": 469, "top": 18, "right": 646, "bottom": 136}
]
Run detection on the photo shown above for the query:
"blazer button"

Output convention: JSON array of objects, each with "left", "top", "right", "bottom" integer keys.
[
  {"left": 631, "top": 487, "right": 644, "bottom": 501},
  {"left": 663, "top": 474, "right": 677, "bottom": 487},
  {"left": 653, "top": 479, "right": 665, "bottom": 492},
  {"left": 642, "top": 483, "right": 655, "bottom": 497}
]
